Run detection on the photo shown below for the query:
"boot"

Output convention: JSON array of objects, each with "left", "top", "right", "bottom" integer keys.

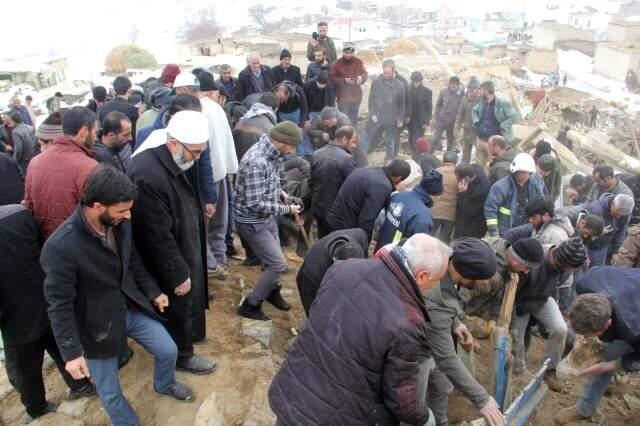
[
  {"left": 176, "top": 354, "right": 217, "bottom": 375},
  {"left": 155, "top": 381, "right": 196, "bottom": 403},
  {"left": 554, "top": 407, "right": 589, "bottom": 425},
  {"left": 237, "top": 299, "right": 270, "bottom": 321},
  {"left": 544, "top": 370, "right": 564, "bottom": 393},
  {"left": 66, "top": 383, "right": 96, "bottom": 401},
  {"left": 266, "top": 288, "right": 290, "bottom": 311}
]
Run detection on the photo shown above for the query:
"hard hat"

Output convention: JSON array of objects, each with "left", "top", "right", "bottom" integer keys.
[{"left": 510, "top": 153, "right": 536, "bottom": 174}]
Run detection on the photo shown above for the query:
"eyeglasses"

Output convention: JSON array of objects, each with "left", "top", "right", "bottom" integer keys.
[{"left": 179, "top": 141, "right": 204, "bottom": 159}]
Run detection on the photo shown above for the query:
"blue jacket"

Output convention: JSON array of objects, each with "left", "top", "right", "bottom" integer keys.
[
  {"left": 484, "top": 173, "right": 546, "bottom": 237},
  {"left": 376, "top": 187, "right": 433, "bottom": 251},
  {"left": 135, "top": 108, "right": 217, "bottom": 204},
  {"left": 10, "top": 105, "right": 33, "bottom": 126},
  {"left": 562, "top": 194, "right": 630, "bottom": 266},
  {"left": 576, "top": 266, "right": 640, "bottom": 372}
]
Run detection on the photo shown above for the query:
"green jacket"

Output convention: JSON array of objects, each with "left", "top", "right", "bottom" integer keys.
[
  {"left": 471, "top": 96, "right": 519, "bottom": 143},
  {"left": 307, "top": 37, "right": 337, "bottom": 62},
  {"left": 456, "top": 95, "right": 478, "bottom": 145}
]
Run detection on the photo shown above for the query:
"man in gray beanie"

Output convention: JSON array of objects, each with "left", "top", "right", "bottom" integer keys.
[
  {"left": 456, "top": 77, "right": 480, "bottom": 163},
  {"left": 407, "top": 71, "right": 433, "bottom": 160},
  {"left": 358, "top": 59, "right": 406, "bottom": 162},
  {"left": 234, "top": 121, "right": 304, "bottom": 321},
  {"left": 306, "top": 106, "right": 350, "bottom": 150}
]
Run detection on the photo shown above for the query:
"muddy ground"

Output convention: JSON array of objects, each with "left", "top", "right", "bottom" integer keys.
[{"left": 1, "top": 246, "right": 639, "bottom": 425}]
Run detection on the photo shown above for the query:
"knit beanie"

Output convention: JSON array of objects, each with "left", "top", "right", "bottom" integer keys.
[
  {"left": 382, "top": 59, "right": 396, "bottom": 69},
  {"left": 419, "top": 169, "right": 443, "bottom": 195},
  {"left": 410, "top": 71, "right": 423, "bottom": 82},
  {"left": 36, "top": 123, "right": 63, "bottom": 141},
  {"left": 160, "top": 64, "right": 180, "bottom": 85},
  {"left": 270, "top": 121, "right": 302, "bottom": 146},
  {"left": 452, "top": 238, "right": 498, "bottom": 280},
  {"left": 415, "top": 137, "right": 431, "bottom": 154},
  {"left": 320, "top": 106, "right": 338, "bottom": 121},
  {"left": 537, "top": 154, "right": 557, "bottom": 172},
  {"left": 553, "top": 237, "right": 587, "bottom": 268},
  {"left": 509, "top": 238, "right": 544, "bottom": 269},
  {"left": 280, "top": 49, "right": 292, "bottom": 60}
]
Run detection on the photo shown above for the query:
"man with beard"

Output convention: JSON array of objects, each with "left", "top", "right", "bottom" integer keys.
[
  {"left": 586, "top": 165, "right": 633, "bottom": 202},
  {"left": 24, "top": 106, "right": 99, "bottom": 239},
  {"left": 306, "top": 47, "right": 331, "bottom": 81},
  {"left": 329, "top": 43, "right": 368, "bottom": 126},
  {"left": 306, "top": 21, "right": 337, "bottom": 62},
  {"left": 472, "top": 81, "right": 519, "bottom": 169},
  {"left": 503, "top": 196, "right": 573, "bottom": 246},
  {"left": 42, "top": 167, "right": 195, "bottom": 426},
  {"left": 129, "top": 111, "right": 216, "bottom": 375},
  {"left": 98, "top": 76, "right": 140, "bottom": 144},
  {"left": 93, "top": 111, "right": 132, "bottom": 173}
]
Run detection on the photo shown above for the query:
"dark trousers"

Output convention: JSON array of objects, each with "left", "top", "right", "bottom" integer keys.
[
  {"left": 431, "top": 122, "right": 455, "bottom": 152},
  {"left": 5, "top": 331, "right": 90, "bottom": 417},
  {"left": 408, "top": 121, "right": 426, "bottom": 160},
  {"left": 315, "top": 215, "right": 332, "bottom": 240},
  {"left": 432, "top": 219, "right": 455, "bottom": 244}
]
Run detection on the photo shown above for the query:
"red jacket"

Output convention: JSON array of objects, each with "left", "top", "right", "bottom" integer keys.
[
  {"left": 24, "top": 136, "right": 98, "bottom": 239},
  {"left": 329, "top": 57, "right": 368, "bottom": 104}
]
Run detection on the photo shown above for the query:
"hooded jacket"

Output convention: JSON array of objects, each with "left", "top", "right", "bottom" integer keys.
[
  {"left": 270, "top": 248, "right": 432, "bottom": 425},
  {"left": 454, "top": 165, "right": 490, "bottom": 239},
  {"left": 295, "top": 228, "right": 368, "bottom": 315},
  {"left": 576, "top": 267, "right": 640, "bottom": 372}
]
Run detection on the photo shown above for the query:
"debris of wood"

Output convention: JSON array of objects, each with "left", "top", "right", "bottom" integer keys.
[{"left": 567, "top": 130, "right": 640, "bottom": 174}]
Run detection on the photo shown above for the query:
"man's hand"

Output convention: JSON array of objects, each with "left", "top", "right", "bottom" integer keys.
[
  {"left": 309, "top": 39, "right": 318, "bottom": 47},
  {"left": 289, "top": 205, "right": 302, "bottom": 215},
  {"left": 205, "top": 203, "right": 216, "bottom": 218},
  {"left": 153, "top": 294, "right": 169, "bottom": 312},
  {"left": 174, "top": 278, "right": 191, "bottom": 296},
  {"left": 322, "top": 132, "right": 330, "bottom": 142},
  {"left": 66, "top": 356, "right": 91, "bottom": 381},
  {"left": 457, "top": 179, "right": 469, "bottom": 193},
  {"left": 5, "top": 145, "right": 13, "bottom": 152},
  {"left": 479, "top": 397, "right": 505, "bottom": 426},
  {"left": 356, "top": 76, "right": 363, "bottom": 85},
  {"left": 371, "top": 115, "right": 378, "bottom": 123},
  {"left": 603, "top": 225, "right": 614, "bottom": 235},
  {"left": 454, "top": 323, "right": 475, "bottom": 352},
  {"left": 582, "top": 361, "right": 617, "bottom": 376}
]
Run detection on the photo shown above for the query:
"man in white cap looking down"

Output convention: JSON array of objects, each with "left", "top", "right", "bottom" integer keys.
[{"left": 128, "top": 110, "right": 217, "bottom": 375}]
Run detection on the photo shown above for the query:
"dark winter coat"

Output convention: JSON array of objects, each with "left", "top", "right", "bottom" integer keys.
[
  {"left": 269, "top": 248, "right": 432, "bottom": 425},
  {"left": 488, "top": 146, "right": 517, "bottom": 185},
  {"left": 376, "top": 187, "right": 434, "bottom": 251},
  {"left": 0, "top": 205, "right": 48, "bottom": 347},
  {"left": 232, "top": 112, "right": 277, "bottom": 162},
  {"left": 326, "top": 166, "right": 394, "bottom": 241},
  {"left": 42, "top": 207, "right": 163, "bottom": 361},
  {"left": 329, "top": 57, "right": 368, "bottom": 104},
  {"left": 277, "top": 82, "right": 309, "bottom": 126},
  {"left": 454, "top": 165, "right": 491, "bottom": 239},
  {"left": 303, "top": 78, "right": 336, "bottom": 113},
  {"left": 0, "top": 153, "right": 23, "bottom": 206},
  {"left": 307, "top": 110, "right": 352, "bottom": 150},
  {"left": 98, "top": 96, "right": 140, "bottom": 142},
  {"left": 235, "top": 65, "right": 276, "bottom": 102},
  {"left": 576, "top": 266, "right": 640, "bottom": 372},
  {"left": 296, "top": 228, "right": 368, "bottom": 315},
  {"left": 24, "top": 136, "right": 99, "bottom": 239},
  {"left": 309, "top": 142, "right": 356, "bottom": 219},
  {"left": 93, "top": 140, "right": 132, "bottom": 173},
  {"left": 9, "top": 123, "right": 35, "bottom": 176},
  {"left": 128, "top": 146, "right": 208, "bottom": 328},
  {"left": 305, "top": 61, "right": 331, "bottom": 81},
  {"left": 434, "top": 87, "right": 464, "bottom": 126},
  {"left": 515, "top": 247, "right": 570, "bottom": 314},
  {"left": 408, "top": 85, "right": 433, "bottom": 127},
  {"left": 216, "top": 77, "right": 237, "bottom": 102},
  {"left": 368, "top": 75, "right": 406, "bottom": 122},
  {"left": 418, "top": 152, "right": 441, "bottom": 173},
  {"left": 272, "top": 64, "right": 303, "bottom": 87}
]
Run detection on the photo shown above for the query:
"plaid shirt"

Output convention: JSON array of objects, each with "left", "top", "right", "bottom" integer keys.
[{"left": 233, "top": 134, "right": 290, "bottom": 223}]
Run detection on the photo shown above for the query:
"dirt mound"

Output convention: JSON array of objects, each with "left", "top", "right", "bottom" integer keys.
[
  {"left": 384, "top": 39, "right": 418, "bottom": 57},
  {"left": 357, "top": 50, "right": 379, "bottom": 65}
]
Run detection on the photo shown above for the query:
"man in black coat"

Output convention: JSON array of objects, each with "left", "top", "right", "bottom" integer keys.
[
  {"left": 128, "top": 111, "right": 215, "bottom": 374},
  {"left": 0, "top": 152, "right": 23, "bottom": 206},
  {"left": 234, "top": 52, "right": 276, "bottom": 102},
  {"left": 309, "top": 125, "right": 357, "bottom": 238},
  {"left": 407, "top": 71, "right": 433, "bottom": 160},
  {"left": 93, "top": 111, "right": 132, "bottom": 173},
  {"left": 326, "top": 159, "right": 411, "bottom": 241},
  {"left": 269, "top": 234, "right": 452, "bottom": 425},
  {"left": 42, "top": 167, "right": 195, "bottom": 426},
  {"left": 98, "top": 76, "right": 139, "bottom": 143},
  {"left": 453, "top": 163, "right": 491, "bottom": 239},
  {"left": 296, "top": 228, "right": 368, "bottom": 315},
  {"left": 272, "top": 49, "right": 303, "bottom": 87},
  {"left": 303, "top": 71, "right": 336, "bottom": 123},
  {"left": 1, "top": 205, "right": 94, "bottom": 420}
]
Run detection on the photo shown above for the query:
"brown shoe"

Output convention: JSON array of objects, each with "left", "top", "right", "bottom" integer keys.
[
  {"left": 555, "top": 407, "right": 588, "bottom": 425},
  {"left": 544, "top": 370, "right": 565, "bottom": 393}
]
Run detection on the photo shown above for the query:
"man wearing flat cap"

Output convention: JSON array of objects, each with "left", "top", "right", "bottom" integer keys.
[
  {"left": 234, "top": 121, "right": 304, "bottom": 321},
  {"left": 423, "top": 237, "right": 505, "bottom": 426}
]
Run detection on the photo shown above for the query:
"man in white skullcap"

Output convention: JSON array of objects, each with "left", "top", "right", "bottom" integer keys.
[{"left": 129, "top": 111, "right": 217, "bottom": 375}]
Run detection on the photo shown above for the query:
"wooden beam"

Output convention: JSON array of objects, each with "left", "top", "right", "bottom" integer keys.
[
  {"left": 497, "top": 273, "right": 519, "bottom": 329},
  {"left": 567, "top": 130, "right": 640, "bottom": 174}
]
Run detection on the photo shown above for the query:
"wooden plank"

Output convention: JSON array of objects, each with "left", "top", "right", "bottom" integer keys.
[
  {"left": 568, "top": 130, "right": 640, "bottom": 174},
  {"left": 496, "top": 273, "right": 519, "bottom": 329}
]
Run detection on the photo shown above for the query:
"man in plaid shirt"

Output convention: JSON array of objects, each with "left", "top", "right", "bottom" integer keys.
[{"left": 234, "top": 121, "right": 303, "bottom": 320}]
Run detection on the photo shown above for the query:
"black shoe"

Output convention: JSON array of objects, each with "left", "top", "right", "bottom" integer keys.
[
  {"left": 66, "top": 383, "right": 96, "bottom": 401},
  {"left": 242, "top": 258, "right": 262, "bottom": 267},
  {"left": 266, "top": 288, "right": 290, "bottom": 311},
  {"left": 237, "top": 299, "right": 270, "bottom": 321},
  {"left": 226, "top": 245, "right": 238, "bottom": 257},
  {"left": 26, "top": 401, "right": 57, "bottom": 421},
  {"left": 176, "top": 355, "right": 217, "bottom": 375},
  {"left": 118, "top": 347, "right": 134, "bottom": 370},
  {"left": 155, "top": 381, "right": 196, "bottom": 403}
]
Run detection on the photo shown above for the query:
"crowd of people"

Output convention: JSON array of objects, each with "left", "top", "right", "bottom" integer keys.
[{"left": 1, "top": 20, "right": 639, "bottom": 426}]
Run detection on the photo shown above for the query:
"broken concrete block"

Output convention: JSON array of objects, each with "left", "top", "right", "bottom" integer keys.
[
  {"left": 195, "top": 392, "right": 225, "bottom": 426},
  {"left": 32, "top": 412, "right": 84, "bottom": 425},
  {"left": 624, "top": 394, "right": 640, "bottom": 411},
  {"left": 241, "top": 319, "right": 273, "bottom": 348},
  {"left": 557, "top": 336, "right": 603, "bottom": 379},
  {"left": 57, "top": 397, "right": 91, "bottom": 418}
]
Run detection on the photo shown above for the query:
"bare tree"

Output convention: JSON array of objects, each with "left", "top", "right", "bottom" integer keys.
[
  {"left": 248, "top": 5, "right": 272, "bottom": 29},
  {"left": 182, "top": 6, "right": 223, "bottom": 41}
]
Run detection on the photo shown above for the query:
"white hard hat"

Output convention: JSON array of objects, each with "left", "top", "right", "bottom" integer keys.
[
  {"left": 510, "top": 153, "right": 536, "bottom": 174},
  {"left": 166, "top": 111, "right": 209, "bottom": 145},
  {"left": 170, "top": 72, "right": 200, "bottom": 94}
]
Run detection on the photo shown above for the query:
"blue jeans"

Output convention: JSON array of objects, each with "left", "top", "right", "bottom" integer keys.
[
  {"left": 337, "top": 102, "right": 360, "bottom": 126},
  {"left": 576, "top": 340, "right": 634, "bottom": 417},
  {"left": 86, "top": 310, "right": 178, "bottom": 426}
]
